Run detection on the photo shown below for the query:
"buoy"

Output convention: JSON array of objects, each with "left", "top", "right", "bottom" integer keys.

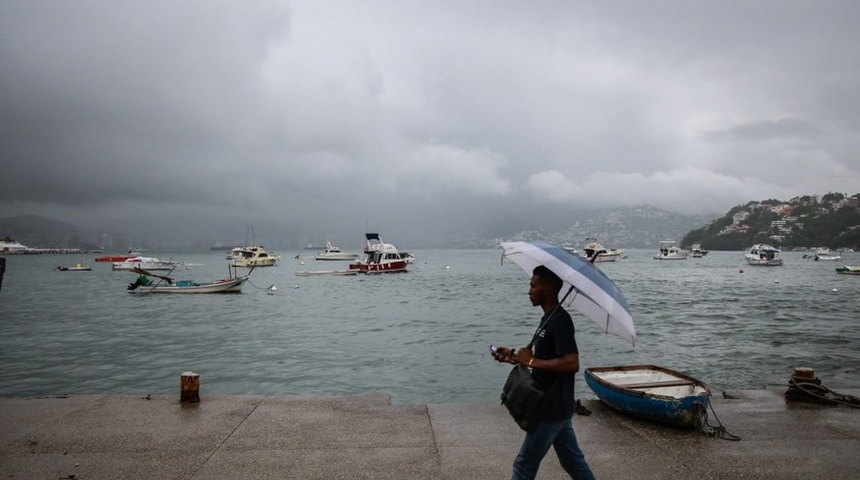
[
  {"left": 739, "top": 269, "right": 744, "bottom": 273},
  {"left": 293, "top": 285, "right": 299, "bottom": 289},
  {"left": 774, "top": 280, "right": 780, "bottom": 283},
  {"left": 832, "top": 288, "right": 838, "bottom": 292}
]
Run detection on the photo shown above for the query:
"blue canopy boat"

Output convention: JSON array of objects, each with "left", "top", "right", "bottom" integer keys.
[{"left": 584, "top": 365, "right": 711, "bottom": 428}]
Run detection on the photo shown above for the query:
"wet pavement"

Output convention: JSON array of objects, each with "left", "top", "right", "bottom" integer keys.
[{"left": 2, "top": 388, "right": 858, "bottom": 479}]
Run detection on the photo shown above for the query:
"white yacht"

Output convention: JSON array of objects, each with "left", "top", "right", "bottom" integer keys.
[
  {"left": 313, "top": 241, "right": 360, "bottom": 261},
  {"left": 582, "top": 238, "right": 624, "bottom": 262},
  {"left": 111, "top": 256, "right": 179, "bottom": 271},
  {"left": 744, "top": 244, "right": 783, "bottom": 266},
  {"left": 228, "top": 245, "right": 280, "bottom": 267},
  {"left": 813, "top": 248, "right": 841, "bottom": 261},
  {"left": 653, "top": 241, "right": 688, "bottom": 260}
]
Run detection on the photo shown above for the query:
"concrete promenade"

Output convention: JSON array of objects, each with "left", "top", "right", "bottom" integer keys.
[{"left": 2, "top": 389, "right": 858, "bottom": 479}]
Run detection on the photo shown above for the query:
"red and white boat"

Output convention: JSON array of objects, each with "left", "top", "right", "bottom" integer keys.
[{"left": 348, "top": 233, "right": 410, "bottom": 274}]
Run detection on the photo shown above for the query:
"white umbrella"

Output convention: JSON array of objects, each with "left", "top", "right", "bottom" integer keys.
[{"left": 501, "top": 241, "right": 636, "bottom": 346}]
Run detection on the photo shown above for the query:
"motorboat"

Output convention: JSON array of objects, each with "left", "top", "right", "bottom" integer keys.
[
  {"left": 348, "top": 233, "right": 409, "bottom": 273},
  {"left": 835, "top": 266, "right": 860, "bottom": 275},
  {"left": 691, "top": 244, "right": 709, "bottom": 258},
  {"left": 56, "top": 263, "right": 92, "bottom": 271},
  {"left": 653, "top": 241, "right": 688, "bottom": 260},
  {"left": 582, "top": 238, "right": 624, "bottom": 262},
  {"left": 313, "top": 241, "right": 360, "bottom": 261},
  {"left": 584, "top": 365, "right": 711, "bottom": 428},
  {"left": 111, "top": 256, "right": 179, "bottom": 271},
  {"left": 744, "top": 244, "right": 783, "bottom": 266},
  {"left": 814, "top": 248, "right": 842, "bottom": 261},
  {"left": 228, "top": 245, "right": 280, "bottom": 267}
]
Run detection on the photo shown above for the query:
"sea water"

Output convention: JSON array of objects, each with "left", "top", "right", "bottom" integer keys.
[{"left": 1, "top": 249, "right": 859, "bottom": 405}]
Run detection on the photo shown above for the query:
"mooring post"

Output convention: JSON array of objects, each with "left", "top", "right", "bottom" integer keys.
[
  {"left": 0, "top": 257, "right": 6, "bottom": 292},
  {"left": 180, "top": 371, "right": 200, "bottom": 403}
]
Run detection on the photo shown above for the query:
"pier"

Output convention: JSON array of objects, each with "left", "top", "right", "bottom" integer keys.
[{"left": 2, "top": 389, "right": 858, "bottom": 479}]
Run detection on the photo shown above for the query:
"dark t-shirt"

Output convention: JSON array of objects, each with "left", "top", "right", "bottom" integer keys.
[{"left": 532, "top": 306, "right": 578, "bottom": 421}]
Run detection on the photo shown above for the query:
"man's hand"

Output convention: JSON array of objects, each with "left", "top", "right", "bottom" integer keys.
[
  {"left": 512, "top": 346, "right": 534, "bottom": 367},
  {"left": 491, "top": 346, "right": 517, "bottom": 364}
]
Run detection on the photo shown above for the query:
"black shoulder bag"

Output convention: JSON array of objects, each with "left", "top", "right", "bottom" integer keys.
[{"left": 500, "top": 306, "right": 562, "bottom": 432}]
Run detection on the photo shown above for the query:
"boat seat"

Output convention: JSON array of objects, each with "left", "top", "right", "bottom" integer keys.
[{"left": 620, "top": 379, "right": 696, "bottom": 389}]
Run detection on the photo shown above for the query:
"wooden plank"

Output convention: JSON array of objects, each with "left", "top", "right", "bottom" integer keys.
[{"left": 619, "top": 379, "right": 696, "bottom": 389}]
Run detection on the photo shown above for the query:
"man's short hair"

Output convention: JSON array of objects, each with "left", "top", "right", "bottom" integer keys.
[{"left": 533, "top": 265, "right": 563, "bottom": 293}]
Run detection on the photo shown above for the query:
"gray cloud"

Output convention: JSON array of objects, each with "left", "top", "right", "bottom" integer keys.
[{"left": 2, "top": 1, "right": 859, "bottom": 246}]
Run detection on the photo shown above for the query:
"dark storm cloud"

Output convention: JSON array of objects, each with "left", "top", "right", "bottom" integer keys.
[{"left": 1, "top": 0, "right": 859, "bottom": 244}]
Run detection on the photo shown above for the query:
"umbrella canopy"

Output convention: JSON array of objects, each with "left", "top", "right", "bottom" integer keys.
[{"left": 500, "top": 241, "right": 636, "bottom": 346}]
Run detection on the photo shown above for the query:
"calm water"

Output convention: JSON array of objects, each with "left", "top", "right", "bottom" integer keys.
[{"left": 1, "top": 248, "right": 859, "bottom": 404}]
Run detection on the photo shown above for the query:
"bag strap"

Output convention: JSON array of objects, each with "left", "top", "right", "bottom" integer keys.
[{"left": 525, "top": 302, "right": 562, "bottom": 349}]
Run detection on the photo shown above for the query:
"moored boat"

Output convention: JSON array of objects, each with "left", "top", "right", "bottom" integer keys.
[
  {"left": 127, "top": 268, "right": 249, "bottom": 294},
  {"left": 56, "top": 263, "right": 92, "bottom": 271},
  {"left": 348, "top": 233, "right": 409, "bottom": 273},
  {"left": 228, "top": 245, "right": 280, "bottom": 267},
  {"left": 111, "top": 256, "right": 179, "bottom": 271},
  {"left": 653, "top": 241, "right": 688, "bottom": 260},
  {"left": 835, "top": 266, "right": 860, "bottom": 275},
  {"left": 582, "top": 237, "right": 624, "bottom": 262},
  {"left": 814, "top": 248, "right": 842, "bottom": 261},
  {"left": 691, "top": 244, "right": 709, "bottom": 258},
  {"left": 584, "top": 365, "right": 711, "bottom": 428},
  {"left": 744, "top": 244, "right": 783, "bottom": 266},
  {"left": 313, "top": 241, "right": 360, "bottom": 261}
]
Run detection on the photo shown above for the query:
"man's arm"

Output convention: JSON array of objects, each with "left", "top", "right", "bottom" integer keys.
[{"left": 514, "top": 349, "right": 579, "bottom": 373}]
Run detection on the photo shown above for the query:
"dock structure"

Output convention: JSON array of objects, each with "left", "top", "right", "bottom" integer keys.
[{"left": 1, "top": 389, "right": 858, "bottom": 479}]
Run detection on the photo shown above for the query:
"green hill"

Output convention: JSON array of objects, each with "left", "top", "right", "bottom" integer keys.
[{"left": 681, "top": 193, "right": 860, "bottom": 250}]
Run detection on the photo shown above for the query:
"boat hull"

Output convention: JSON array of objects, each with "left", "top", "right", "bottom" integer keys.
[
  {"left": 348, "top": 260, "right": 408, "bottom": 273},
  {"left": 836, "top": 266, "right": 860, "bottom": 275},
  {"left": 585, "top": 365, "right": 711, "bottom": 428},
  {"left": 95, "top": 255, "right": 134, "bottom": 262},
  {"left": 745, "top": 257, "right": 783, "bottom": 266},
  {"left": 130, "top": 277, "right": 248, "bottom": 294}
]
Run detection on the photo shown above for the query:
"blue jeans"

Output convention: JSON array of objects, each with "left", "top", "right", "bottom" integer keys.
[{"left": 512, "top": 418, "right": 595, "bottom": 480}]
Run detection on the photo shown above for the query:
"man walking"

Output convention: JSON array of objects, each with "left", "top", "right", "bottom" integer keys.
[{"left": 492, "top": 265, "right": 596, "bottom": 479}]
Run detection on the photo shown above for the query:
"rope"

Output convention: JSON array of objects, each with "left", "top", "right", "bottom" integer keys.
[
  {"left": 693, "top": 399, "right": 741, "bottom": 441},
  {"left": 246, "top": 278, "right": 283, "bottom": 295},
  {"left": 785, "top": 376, "right": 860, "bottom": 408}
]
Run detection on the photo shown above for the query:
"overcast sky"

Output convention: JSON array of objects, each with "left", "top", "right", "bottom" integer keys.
[{"left": 1, "top": 1, "right": 859, "bottom": 247}]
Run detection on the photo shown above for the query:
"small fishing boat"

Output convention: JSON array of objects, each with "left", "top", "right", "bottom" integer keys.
[
  {"left": 127, "top": 267, "right": 249, "bottom": 294},
  {"left": 56, "top": 263, "right": 92, "bottom": 271},
  {"left": 835, "top": 265, "right": 860, "bottom": 275},
  {"left": 584, "top": 365, "right": 711, "bottom": 428}
]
